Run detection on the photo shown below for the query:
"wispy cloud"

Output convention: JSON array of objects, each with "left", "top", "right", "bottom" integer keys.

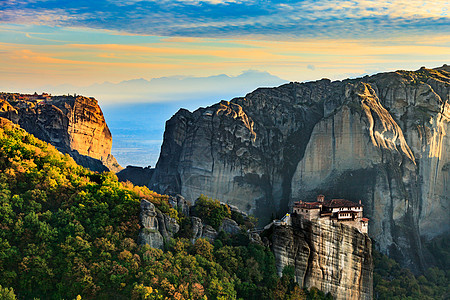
[
  {"left": 106, "top": 0, "right": 249, "bottom": 5},
  {"left": 1, "top": 0, "right": 448, "bottom": 39},
  {"left": 1, "top": 8, "right": 83, "bottom": 26},
  {"left": 1, "top": 27, "right": 448, "bottom": 90}
]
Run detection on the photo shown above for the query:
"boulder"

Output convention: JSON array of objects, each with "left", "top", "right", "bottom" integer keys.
[
  {"left": 191, "top": 216, "right": 203, "bottom": 242},
  {"left": 202, "top": 225, "right": 218, "bottom": 242},
  {"left": 168, "top": 194, "right": 190, "bottom": 217},
  {"left": 219, "top": 218, "right": 240, "bottom": 235},
  {"left": 156, "top": 209, "right": 180, "bottom": 239},
  {"left": 249, "top": 232, "right": 264, "bottom": 246}
]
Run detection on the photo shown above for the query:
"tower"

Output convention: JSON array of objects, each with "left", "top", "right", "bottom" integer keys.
[{"left": 317, "top": 194, "right": 325, "bottom": 203}]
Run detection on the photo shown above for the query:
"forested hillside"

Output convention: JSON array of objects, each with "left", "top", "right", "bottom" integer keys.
[
  {"left": 1, "top": 118, "right": 447, "bottom": 299},
  {"left": 0, "top": 119, "right": 330, "bottom": 299}
]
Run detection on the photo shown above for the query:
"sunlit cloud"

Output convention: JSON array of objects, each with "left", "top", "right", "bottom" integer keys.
[{"left": 1, "top": 25, "right": 448, "bottom": 91}]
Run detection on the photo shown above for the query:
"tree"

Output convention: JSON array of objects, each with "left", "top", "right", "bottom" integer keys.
[
  {"left": 193, "top": 238, "right": 213, "bottom": 260},
  {"left": 0, "top": 285, "right": 16, "bottom": 300},
  {"left": 194, "top": 195, "right": 231, "bottom": 229}
]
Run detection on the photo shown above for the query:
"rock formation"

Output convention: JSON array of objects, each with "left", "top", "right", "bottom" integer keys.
[
  {"left": 219, "top": 218, "right": 241, "bottom": 235},
  {"left": 139, "top": 195, "right": 247, "bottom": 247},
  {"left": 168, "top": 194, "right": 190, "bottom": 217},
  {"left": 139, "top": 200, "right": 164, "bottom": 249},
  {"left": 190, "top": 217, "right": 218, "bottom": 242},
  {"left": 191, "top": 216, "right": 205, "bottom": 242},
  {"left": 272, "top": 216, "right": 373, "bottom": 300},
  {"left": 201, "top": 225, "right": 219, "bottom": 242},
  {"left": 149, "top": 65, "right": 450, "bottom": 272},
  {"left": 117, "top": 166, "right": 154, "bottom": 186},
  {"left": 0, "top": 93, "right": 121, "bottom": 172},
  {"left": 138, "top": 199, "right": 180, "bottom": 249}
]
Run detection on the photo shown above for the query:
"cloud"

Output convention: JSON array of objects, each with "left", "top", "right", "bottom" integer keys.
[
  {"left": 1, "top": 28, "right": 448, "bottom": 89},
  {"left": 106, "top": 0, "right": 248, "bottom": 5},
  {"left": 1, "top": 0, "right": 448, "bottom": 40}
]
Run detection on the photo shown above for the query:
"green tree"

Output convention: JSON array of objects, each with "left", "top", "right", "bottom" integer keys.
[
  {"left": 194, "top": 195, "right": 231, "bottom": 229},
  {"left": 0, "top": 285, "right": 16, "bottom": 300},
  {"left": 193, "top": 238, "right": 214, "bottom": 260}
]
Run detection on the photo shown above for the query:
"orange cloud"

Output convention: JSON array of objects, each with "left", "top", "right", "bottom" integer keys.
[{"left": 1, "top": 33, "right": 449, "bottom": 88}]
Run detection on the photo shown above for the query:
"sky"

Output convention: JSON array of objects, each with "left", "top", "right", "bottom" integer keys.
[
  {"left": 1, "top": 0, "right": 449, "bottom": 166},
  {"left": 1, "top": 0, "right": 449, "bottom": 103}
]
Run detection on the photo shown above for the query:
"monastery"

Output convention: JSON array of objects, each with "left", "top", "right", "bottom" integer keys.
[{"left": 276, "top": 195, "right": 369, "bottom": 234}]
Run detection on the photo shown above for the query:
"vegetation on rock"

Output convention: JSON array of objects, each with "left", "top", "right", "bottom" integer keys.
[
  {"left": 373, "top": 245, "right": 450, "bottom": 299},
  {"left": 4, "top": 118, "right": 447, "bottom": 299},
  {"left": 0, "top": 121, "right": 331, "bottom": 299},
  {"left": 194, "top": 194, "right": 231, "bottom": 230}
]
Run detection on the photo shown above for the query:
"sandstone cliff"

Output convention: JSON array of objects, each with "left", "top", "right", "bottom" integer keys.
[
  {"left": 272, "top": 215, "right": 373, "bottom": 300},
  {"left": 149, "top": 65, "right": 449, "bottom": 272},
  {"left": 0, "top": 94, "right": 122, "bottom": 172}
]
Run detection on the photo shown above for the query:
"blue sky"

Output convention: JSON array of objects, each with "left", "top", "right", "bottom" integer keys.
[{"left": 2, "top": 0, "right": 449, "bottom": 39}]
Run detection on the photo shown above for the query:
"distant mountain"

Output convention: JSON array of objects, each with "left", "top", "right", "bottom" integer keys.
[{"left": 40, "top": 70, "right": 287, "bottom": 104}]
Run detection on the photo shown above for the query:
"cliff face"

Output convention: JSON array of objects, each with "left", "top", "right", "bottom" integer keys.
[
  {"left": 0, "top": 94, "right": 122, "bottom": 172},
  {"left": 272, "top": 216, "right": 373, "bottom": 300},
  {"left": 149, "top": 66, "right": 450, "bottom": 271}
]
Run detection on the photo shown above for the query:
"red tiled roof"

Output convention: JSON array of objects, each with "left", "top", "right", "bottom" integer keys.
[
  {"left": 323, "top": 199, "right": 362, "bottom": 208},
  {"left": 295, "top": 202, "right": 321, "bottom": 209},
  {"left": 294, "top": 197, "right": 363, "bottom": 210},
  {"left": 361, "top": 218, "right": 369, "bottom": 222}
]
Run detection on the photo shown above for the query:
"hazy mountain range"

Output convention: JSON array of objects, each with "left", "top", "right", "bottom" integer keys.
[{"left": 36, "top": 70, "right": 286, "bottom": 104}]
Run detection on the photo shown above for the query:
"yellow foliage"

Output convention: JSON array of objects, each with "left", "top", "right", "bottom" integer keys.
[{"left": 118, "top": 250, "right": 133, "bottom": 261}]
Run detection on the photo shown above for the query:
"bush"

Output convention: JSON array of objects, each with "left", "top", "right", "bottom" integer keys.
[{"left": 193, "top": 194, "right": 231, "bottom": 230}]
